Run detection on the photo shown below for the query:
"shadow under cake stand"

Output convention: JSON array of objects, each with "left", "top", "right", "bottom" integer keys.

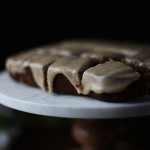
[{"left": 0, "top": 71, "right": 150, "bottom": 150}]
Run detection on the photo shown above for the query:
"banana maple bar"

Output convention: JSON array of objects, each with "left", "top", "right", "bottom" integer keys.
[{"left": 6, "top": 40, "right": 149, "bottom": 101}]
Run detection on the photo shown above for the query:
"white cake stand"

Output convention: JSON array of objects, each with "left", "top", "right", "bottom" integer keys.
[{"left": 0, "top": 71, "right": 150, "bottom": 119}]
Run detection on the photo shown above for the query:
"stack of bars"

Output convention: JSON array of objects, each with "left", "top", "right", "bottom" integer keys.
[{"left": 6, "top": 40, "right": 150, "bottom": 102}]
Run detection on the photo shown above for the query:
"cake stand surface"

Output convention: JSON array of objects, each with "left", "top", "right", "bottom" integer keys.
[{"left": 0, "top": 71, "right": 150, "bottom": 119}]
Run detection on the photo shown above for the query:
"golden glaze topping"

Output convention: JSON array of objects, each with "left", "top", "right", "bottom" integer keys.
[
  {"left": 82, "top": 61, "right": 140, "bottom": 94},
  {"left": 47, "top": 57, "right": 96, "bottom": 93},
  {"left": 6, "top": 40, "right": 149, "bottom": 94}
]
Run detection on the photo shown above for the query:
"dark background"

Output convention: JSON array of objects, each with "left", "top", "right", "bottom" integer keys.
[{"left": 1, "top": 2, "right": 150, "bottom": 71}]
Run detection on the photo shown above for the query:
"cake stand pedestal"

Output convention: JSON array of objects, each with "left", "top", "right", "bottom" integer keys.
[{"left": 0, "top": 71, "right": 150, "bottom": 150}]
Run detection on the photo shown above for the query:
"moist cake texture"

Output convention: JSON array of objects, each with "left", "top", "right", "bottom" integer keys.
[{"left": 6, "top": 40, "right": 150, "bottom": 102}]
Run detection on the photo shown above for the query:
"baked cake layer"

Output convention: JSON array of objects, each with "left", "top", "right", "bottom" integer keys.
[{"left": 6, "top": 40, "right": 150, "bottom": 101}]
